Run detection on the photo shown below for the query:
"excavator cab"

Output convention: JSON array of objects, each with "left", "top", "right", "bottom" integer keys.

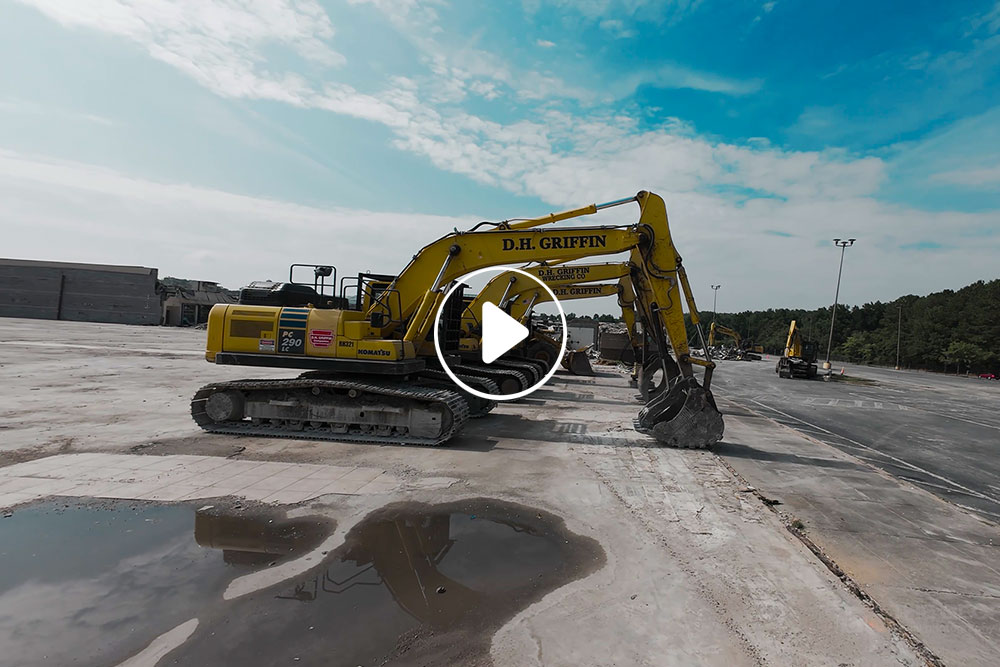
[{"left": 239, "top": 264, "right": 348, "bottom": 310}]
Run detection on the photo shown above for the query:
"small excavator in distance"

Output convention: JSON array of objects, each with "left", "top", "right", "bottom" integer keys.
[
  {"left": 776, "top": 320, "right": 818, "bottom": 379},
  {"left": 708, "top": 322, "right": 762, "bottom": 361},
  {"left": 192, "top": 191, "right": 724, "bottom": 449}
]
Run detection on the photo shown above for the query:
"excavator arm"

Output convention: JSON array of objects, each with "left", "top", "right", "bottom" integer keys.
[
  {"left": 388, "top": 226, "right": 646, "bottom": 345},
  {"left": 708, "top": 322, "right": 742, "bottom": 348},
  {"left": 386, "top": 193, "right": 707, "bottom": 368},
  {"left": 508, "top": 283, "right": 621, "bottom": 323},
  {"left": 785, "top": 320, "right": 801, "bottom": 358},
  {"left": 461, "top": 261, "right": 632, "bottom": 333},
  {"left": 392, "top": 191, "right": 724, "bottom": 447}
]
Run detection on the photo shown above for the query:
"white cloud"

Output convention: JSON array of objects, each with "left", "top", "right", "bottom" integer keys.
[
  {"left": 969, "top": 1, "right": 1000, "bottom": 35},
  {"left": 526, "top": 0, "right": 703, "bottom": 24},
  {"left": 599, "top": 19, "right": 637, "bottom": 39},
  {"left": 0, "top": 149, "right": 469, "bottom": 289},
  {"left": 350, "top": 2, "right": 598, "bottom": 104},
  {"left": 3, "top": 144, "right": 997, "bottom": 312},
  {"left": 9, "top": 0, "right": 999, "bottom": 312},
  {"left": 619, "top": 65, "right": 763, "bottom": 96},
  {"left": 14, "top": 0, "right": 343, "bottom": 101},
  {"left": 349, "top": 0, "right": 754, "bottom": 103},
  {"left": 930, "top": 165, "right": 1000, "bottom": 187},
  {"left": 536, "top": 39, "right": 556, "bottom": 48},
  {"left": 0, "top": 98, "right": 114, "bottom": 126}
]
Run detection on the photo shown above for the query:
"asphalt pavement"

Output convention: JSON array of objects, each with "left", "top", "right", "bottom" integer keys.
[{"left": 712, "top": 358, "right": 1000, "bottom": 522}]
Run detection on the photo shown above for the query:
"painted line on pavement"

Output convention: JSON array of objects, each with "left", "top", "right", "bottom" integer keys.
[{"left": 748, "top": 398, "right": 1000, "bottom": 509}]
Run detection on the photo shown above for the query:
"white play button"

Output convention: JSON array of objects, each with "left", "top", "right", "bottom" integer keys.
[
  {"left": 433, "top": 266, "right": 568, "bottom": 401},
  {"left": 481, "top": 301, "right": 529, "bottom": 364}
]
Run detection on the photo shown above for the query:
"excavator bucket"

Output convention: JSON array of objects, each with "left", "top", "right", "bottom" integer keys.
[
  {"left": 635, "top": 376, "right": 724, "bottom": 449},
  {"left": 562, "top": 347, "right": 595, "bottom": 376}
]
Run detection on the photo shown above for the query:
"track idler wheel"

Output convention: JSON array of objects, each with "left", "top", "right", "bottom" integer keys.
[
  {"left": 204, "top": 390, "right": 244, "bottom": 422},
  {"left": 636, "top": 376, "right": 724, "bottom": 449}
]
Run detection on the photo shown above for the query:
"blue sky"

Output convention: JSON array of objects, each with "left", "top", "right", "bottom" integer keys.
[{"left": 1, "top": 0, "right": 998, "bottom": 311}]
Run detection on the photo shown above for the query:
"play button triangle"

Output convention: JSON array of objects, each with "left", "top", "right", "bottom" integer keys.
[{"left": 481, "top": 301, "right": 529, "bottom": 364}]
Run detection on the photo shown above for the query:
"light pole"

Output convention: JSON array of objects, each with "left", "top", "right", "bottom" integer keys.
[
  {"left": 711, "top": 284, "right": 721, "bottom": 326},
  {"left": 824, "top": 238, "right": 855, "bottom": 373},
  {"left": 895, "top": 305, "right": 902, "bottom": 370}
]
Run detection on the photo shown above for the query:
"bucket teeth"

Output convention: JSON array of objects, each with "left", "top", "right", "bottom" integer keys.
[{"left": 636, "top": 376, "right": 724, "bottom": 449}]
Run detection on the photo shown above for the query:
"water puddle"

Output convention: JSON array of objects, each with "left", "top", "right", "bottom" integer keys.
[
  {"left": 0, "top": 500, "right": 332, "bottom": 667},
  {"left": 167, "top": 498, "right": 605, "bottom": 666},
  {"left": 0, "top": 498, "right": 602, "bottom": 666}
]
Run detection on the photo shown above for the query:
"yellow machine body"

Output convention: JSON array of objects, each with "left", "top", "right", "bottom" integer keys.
[{"left": 206, "top": 304, "right": 413, "bottom": 362}]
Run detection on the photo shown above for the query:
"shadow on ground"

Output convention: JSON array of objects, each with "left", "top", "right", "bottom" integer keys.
[
  {"left": 468, "top": 413, "right": 657, "bottom": 448},
  {"left": 715, "top": 441, "right": 865, "bottom": 472}
]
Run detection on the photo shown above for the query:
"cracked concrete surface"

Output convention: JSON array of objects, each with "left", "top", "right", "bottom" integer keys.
[{"left": 0, "top": 319, "right": 924, "bottom": 665}]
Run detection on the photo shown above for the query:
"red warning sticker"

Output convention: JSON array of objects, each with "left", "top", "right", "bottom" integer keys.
[
  {"left": 309, "top": 330, "right": 334, "bottom": 348},
  {"left": 258, "top": 338, "right": 275, "bottom": 352}
]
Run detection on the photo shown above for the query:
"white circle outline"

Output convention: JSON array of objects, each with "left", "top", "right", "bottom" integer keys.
[{"left": 432, "top": 266, "right": 568, "bottom": 401}]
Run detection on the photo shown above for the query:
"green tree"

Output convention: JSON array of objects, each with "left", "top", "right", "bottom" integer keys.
[
  {"left": 941, "top": 341, "right": 988, "bottom": 375},
  {"left": 710, "top": 278, "right": 999, "bottom": 372}
]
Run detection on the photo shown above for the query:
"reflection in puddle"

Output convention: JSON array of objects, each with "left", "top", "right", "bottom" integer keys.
[
  {"left": 169, "top": 498, "right": 605, "bottom": 666},
  {"left": 0, "top": 500, "right": 333, "bottom": 667},
  {"left": 0, "top": 498, "right": 602, "bottom": 667},
  {"left": 194, "top": 508, "right": 328, "bottom": 567}
]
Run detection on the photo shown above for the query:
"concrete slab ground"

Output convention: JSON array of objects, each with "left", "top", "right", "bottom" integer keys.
[
  {"left": 0, "top": 453, "right": 396, "bottom": 505},
  {"left": 0, "top": 318, "right": 924, "bottom": 666},
  {"left": 713, "top": 359, "right": 1000, "bottom": 666}
]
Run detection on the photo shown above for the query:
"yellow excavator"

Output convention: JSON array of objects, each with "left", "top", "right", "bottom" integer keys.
[
  {"left": 459, "top": 261, "right": 633, "bottom": 376},
  {"left": 460, "top": 261, "right": 630, "bottom": 333},
  {"left": 192, "top": 191, "right": 724, "bottom": 448},
  {"left": 506, "top": 281, "right": 624, "bottom": 376},
  {"left": 707, "top": 322, "right": 762, "bottom": 361},
  {"left": 776, "top": 320, "right": 818, "bottom": 379}
]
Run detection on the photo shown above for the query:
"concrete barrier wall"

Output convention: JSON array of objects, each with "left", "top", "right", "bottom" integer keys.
[{"left": 0, "top": 262, "right": 160, "bottom": 325}]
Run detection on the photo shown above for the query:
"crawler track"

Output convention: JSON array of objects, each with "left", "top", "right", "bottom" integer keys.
[
  {"left": 417, "top": 369, "right": 499, "bottom": 417},
  {"left": 191, "top": 377, "right": 469, "bottom": 446},
  {"left": 451, "top": 364, "right": 532, "bottom": 395}
]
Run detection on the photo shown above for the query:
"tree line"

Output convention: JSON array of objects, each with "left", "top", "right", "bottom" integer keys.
[{"left": 707, "top": 279, "right": 999, "bottom": 374}]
